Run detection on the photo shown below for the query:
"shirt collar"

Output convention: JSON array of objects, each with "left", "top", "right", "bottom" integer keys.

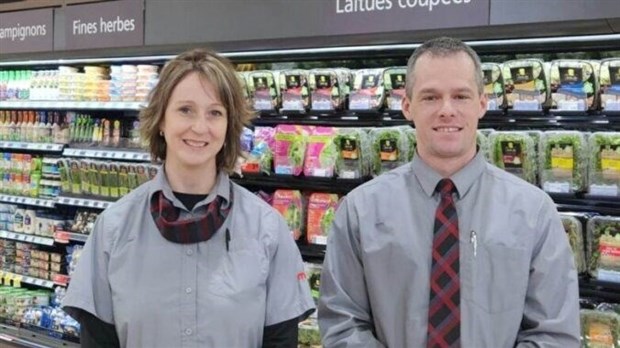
[
  {"left": 149, "top": 165, "right": 232, "bottom": 210},
  {"left": 411, "top": 150, "right": 486, "bottom": 199}
]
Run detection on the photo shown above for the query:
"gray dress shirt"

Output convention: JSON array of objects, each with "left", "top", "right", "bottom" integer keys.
[
  {"left": 318, "top": 152, "right": 580, "bottom": 348},
  {"left": 63, "top": 168, "right": 315, "bottom": 348}
]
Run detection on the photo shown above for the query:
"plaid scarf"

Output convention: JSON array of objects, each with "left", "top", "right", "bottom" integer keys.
[{"left": 150, "top": 188, "right": 232, "bottom": 244}]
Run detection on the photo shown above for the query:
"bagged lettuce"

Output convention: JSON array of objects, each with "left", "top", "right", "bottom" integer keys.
[
  {"left": 274, "top": 125, "right": 309, "bottom": 176},
  {"left": 588, "top": 132, "right": 620, "bottom": 197},
  {"left": 489, "top": 131, "right": 537, "bottom": 184},
  {"left": 242, "top": 127, "right": 274, "bottom": 175},
  {"left": 539, "top": 130, "right": 587, "bottom": 193},
  {"left": 369, "top": 127, "right": 409, "bottom": 176},
  {"left": 272, "top": 189, "right": 304, "bottom": 240},
  {"left": 304, "top": 127, "right": 338, "bottom": 177},
  {"left": 306, "top": 193, "right": 339, "bottom": 245},
  {"left": 334, "top": 128, "right": 371, "bottom": 179}
]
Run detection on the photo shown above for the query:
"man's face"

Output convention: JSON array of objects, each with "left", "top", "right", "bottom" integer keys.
[{"left": 402, "top": 51, "right": 487, "bottom": 166}]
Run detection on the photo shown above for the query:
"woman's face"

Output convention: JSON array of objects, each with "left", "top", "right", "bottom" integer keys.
[{"left": 160, "top": 72, "right": 228, "bottom": 175}]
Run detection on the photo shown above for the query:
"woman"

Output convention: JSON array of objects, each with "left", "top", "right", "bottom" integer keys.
[{"left": 63, "top": 49, "right": 315, "bottom": 347}]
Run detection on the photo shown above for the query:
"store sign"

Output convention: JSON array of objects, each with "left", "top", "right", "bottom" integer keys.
[
  {"left": 64, "top": 0, "right": 143, "bottom": 50},
  {"left": 0, "top": 9, "right": 53, "bottom": 54},
  {"left": 326, "top": 0, "right": 490, "bottom": 34},
  {"left": 145, "top": 0, "right": 490, "bottom": 46}
]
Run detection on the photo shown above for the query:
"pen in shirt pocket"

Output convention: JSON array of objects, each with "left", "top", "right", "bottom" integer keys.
[
  {"left": 470, "top": 230, "right": 477, "bottom": 257},
  {"left": 225, "top": 229, "right": 231, "bottom": 252}
]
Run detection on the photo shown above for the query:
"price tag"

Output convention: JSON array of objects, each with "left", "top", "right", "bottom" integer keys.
[
  {"left": 54, "top": 231, "right": 70, "bottom": 244},
  {"left": 121, "top": 152, "right": 128, "bottom": 159},
  {"left": 19, "top": 198, "right": 26, "bottom": 204},
  {"left": 25, "top": 236, "right": 34, "bottom": 243},
  {"left": 33, "top": 278, "right": 44, "bottom": 286},
  {"left": 103, "top": 202, "right": 110, "bottom": 209},
  {"left": 73, "top": 199, "right": 80, "bottom": 206},
  {"left": 62, "top": 197, "right": 70, "bottom": 204},
  {"left": 45, "top": 144, "right": 53, "bottom": 150},
  {"left": 16, "top": 234, "right": 26, "bottom": 241},
  {"left": 79, "top": 150, "right": 87, "bottom": 156},
  {"left": 12, "top": 275, "right": 22, "bottom": 288},
  {"left": 35, "top": 199, "right": 40, "bottom": 205},
  {"left": 6, "top": 142, "right": 13, "bottom": 148},
  {"left": 3, "top": 273, "right": 12, "bottom": 286},
  {"left": 133, "top": 153, "right": 139, "bottom": 159},
  {"left": 142, "top": 154, "right": 150, "bottom": 161},
  {"left": 101, "top": 152, "right": 108, "bottom": 158},
  {"left": 93, "top": 201, "right": 101, "bottom": 208},
  {"left": 313, "top": 236, "right": 328, "bottom": 245}
]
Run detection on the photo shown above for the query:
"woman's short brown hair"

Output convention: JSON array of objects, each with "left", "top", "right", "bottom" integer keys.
[{"left": 140, "top": 48, "right": 253, "bottom": 173}]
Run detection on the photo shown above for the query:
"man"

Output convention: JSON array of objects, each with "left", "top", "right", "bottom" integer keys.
[{"left": 318, "top": 37, "right": 580, "bottom": 347}]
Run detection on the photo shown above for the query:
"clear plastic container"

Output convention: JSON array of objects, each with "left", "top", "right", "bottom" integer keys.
[
  {"left": 368, "top": 126, "right": 410, "bottom": 176},
  {"left": 502, "top": 59, "right": 549, "bottom": 111},
  {"left": 308, "top": 68, "right": 344, "bottom": 111},
  {"left": 481, "top": 62, "right": 505, "bottom": 110},
  {"left": 549, "top": 59, "right": 598, "bottom": 111},
  {"left": 246, "top": 71, "right": 279, "bottom": 111},
  {"left": 539, "top": 130, "right": 587, "bottom": 193},
  {"left": 334, "top": 128, "right": 371, "bottom": 179},
  {"left": 600, "top": 58, "right": 620, "bottom": 112},
  {"left": 489, "top": 131, "right": 537, "bottom": 184},
  {"left": 350, "top": 68, "right": 385, "bottom": 111},
  {"left": 278, "top": 69, "right": 309, "bottom": 112},
  {"left": 559, "top": 213, "right": 587, "bottom": 274},
  {"left": 383, "top": 67, "right": 407, "bottom": 111},
  {"left": 586, "top": 215, "right": 620, "bottom": 283},
  {"left": 588, "top": 132, "right": 620, "bottom": 196}
]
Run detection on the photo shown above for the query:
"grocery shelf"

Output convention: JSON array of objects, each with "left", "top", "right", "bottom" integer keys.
[
  {"left": 54, "top": 231, "right": 89, "bottom": 244},
  {"left": 63, "top": 147, "right": 151, "bottom": 161},
  {"left": 55, "top": 196, "right": 114, "bottom": 209},
  {"left": 0, "top": 141, "right": 64, "bottom": 153},
  {"left": 0, "top": 231, "right": 54, "bottom": 247},
  {"left": 579, "top": 278, "right": 620, "bottom": 303},
  {"left": 0, "top": 100, "right": 144, "bottom": 111},
  {"left": 0, "top": 322, "right": 79, "bottom": 348},
  {"left": 231, "top": 174, "right": 367, "bottom": 194},
  {"left": 0, "top": 195, "right": 56, "bottom": 208},
  {"left": 0, "top": 271, "right": 55, "bottom": 289},
  {"left": 551, "top": 193, "right": 620, "bottom": 216}
]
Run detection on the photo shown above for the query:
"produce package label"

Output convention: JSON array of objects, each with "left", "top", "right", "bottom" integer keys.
[
  {"left": 598, "top": 227, "right": 620, "bottom": 281},
  {"left": 550, "top": 143, "right": 574, "bottom": 174},
  {"left": 380, "top": 139, "right": 398, "bottom": 162},
  {"left": 600, "top": 144, "right": 620, "bottom": 180},
  {"left": 587, "top": 321, "right": 614, "bottom": 346},
  {"left": 501, "top": 141, "right": 523, "bottom": 170},
  {"left": 341, "top": 138, "right": 359, "bottom": 160}
]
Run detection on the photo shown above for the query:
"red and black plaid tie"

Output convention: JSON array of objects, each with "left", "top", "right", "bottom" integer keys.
[{"left": 427, "top": 178, "right": 461, "bottom": 348}]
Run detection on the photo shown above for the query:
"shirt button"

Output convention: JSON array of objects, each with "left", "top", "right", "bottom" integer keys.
[
  {"left": 186, "top": 249, "right": 193, "bottom": 256},
  {"left": 185, "top": 328, "right": 193, "bottom": 336},
  {"left": 185, "top": 287, "right": 192, "bottom": 294}
]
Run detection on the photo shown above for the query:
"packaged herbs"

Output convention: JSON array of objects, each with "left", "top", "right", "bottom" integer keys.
[{"left": 540, "top": 131, "right": 587, "bottom": 193}]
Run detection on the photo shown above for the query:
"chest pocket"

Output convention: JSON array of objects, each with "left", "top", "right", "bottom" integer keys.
[
  {"left": 205, "top": 237, "right": 269, "bottom": 299},
  {"left": 468, "top": 242, "right": 530, "bottom": 314}
]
